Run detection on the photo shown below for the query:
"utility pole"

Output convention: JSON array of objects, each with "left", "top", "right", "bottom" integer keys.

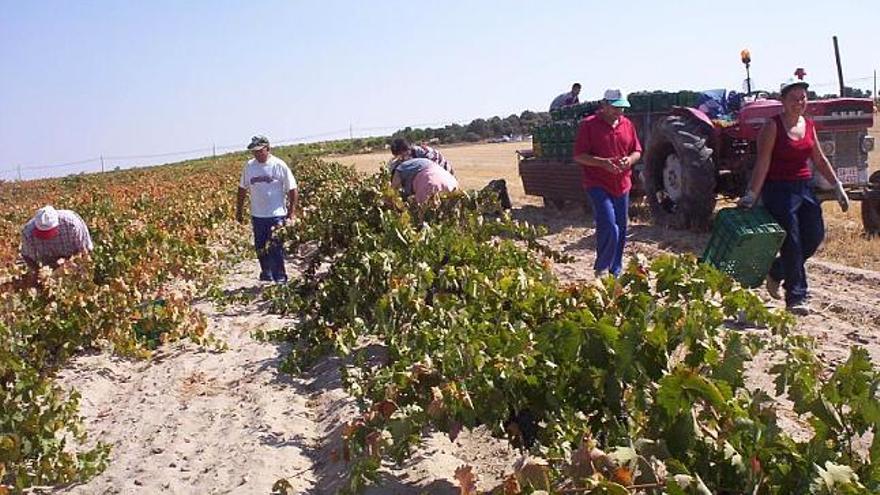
[
  {"left": 17, "top": 164, "right": 22, "bottom": 181},
  {"left": 833, "top": 36, "right": 845, "bottom": 97},
  {"left": 212, "top": 142, "right": 217, "bottom": 159},
  {"left": 100, "top": 155, "right": 105, "bottom": 173}
]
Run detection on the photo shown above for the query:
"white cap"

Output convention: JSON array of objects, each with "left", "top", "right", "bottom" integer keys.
[
  {"left": 603, "top": 89, "right": 622, "bottom": 100},
  {"left": 34, "top": 205, "right": 60, "bottom": 231},
  {"left": 780, "top": 77, "right": 809, "bottom": 94}
]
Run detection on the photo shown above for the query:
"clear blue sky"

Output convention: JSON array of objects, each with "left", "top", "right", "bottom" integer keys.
[{"left": 1, "top": 0, "right": 877, "bottom": 179}]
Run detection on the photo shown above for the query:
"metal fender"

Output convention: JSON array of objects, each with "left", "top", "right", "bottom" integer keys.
[{"left": 670, "top": 106, "right": 716, "bottom": 134}]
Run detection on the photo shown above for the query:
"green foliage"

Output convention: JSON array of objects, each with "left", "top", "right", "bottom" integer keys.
[
  {"left": 260, "top": 157, "right": 880, "bottom": 494},
  {"left": 0, "top": 155, "right": 248, "bottom": 490}
]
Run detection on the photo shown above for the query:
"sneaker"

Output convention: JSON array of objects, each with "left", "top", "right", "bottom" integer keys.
[
  {"left": 786, "top": 300, "right": 810, "bottom": 316},
  {"left": 259, "top": 273, "right": 273, "bottom": 282},
  {"left": 765, "top": 275, "right": 781, "bottom": 300}
]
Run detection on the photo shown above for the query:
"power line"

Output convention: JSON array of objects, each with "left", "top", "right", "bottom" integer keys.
[
  {"left": 104, "top": 147, "right": 213, "bottom": 161},
  {"left": 26, "top": 157, "right": 100, "bottom": 171}
]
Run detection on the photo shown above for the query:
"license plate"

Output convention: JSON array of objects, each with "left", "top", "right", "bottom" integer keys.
[{"left": 836, "top": 166, "right": 860, "bottom": 185}]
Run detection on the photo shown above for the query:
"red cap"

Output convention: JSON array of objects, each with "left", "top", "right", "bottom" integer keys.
[{"left": 34, "top": 226, "right": 60, "bottom": 240}]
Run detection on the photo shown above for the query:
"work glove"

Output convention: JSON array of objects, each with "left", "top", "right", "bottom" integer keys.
[
  {"left": 833, "top": 181, "right": 850, "bottom": 212},
  {"left": 737, "top": 190, "right": 757, "bottom": 209}
]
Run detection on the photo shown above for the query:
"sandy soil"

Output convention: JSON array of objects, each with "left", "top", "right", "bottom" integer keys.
[
  {"left": 53, "top": 260, "right": 518, "bottom": 495},
  {"left": 52, "top": 137, "right": 880, "bottom": 494}
]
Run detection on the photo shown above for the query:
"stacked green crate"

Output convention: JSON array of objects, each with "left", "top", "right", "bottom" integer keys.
[
  {"left": 533, "top": 122, "right": 577, "bottom": 162},
  {"left": 628, "top": 92, "right": 651, "bottom": 113},
  {"left": 627, "top": 90, "right": 702, "bottom": 112},
  {"left": 650, "top": 91, "right": 676, "bottom": 112},
  {"left": 677, "top": 90, "right": 700, "bottom": 108}
]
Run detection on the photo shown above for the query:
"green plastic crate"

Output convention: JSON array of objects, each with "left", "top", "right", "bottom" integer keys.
[
  {"left": 677, "top": 90, "right": 700, "bottom": 108},
  {"left": 651, "top": 92, "right": 676, "bottom": 112},
  {"left": 702, "top": 207, "right": 787, "bottom": 288},
  {"left": 628, "top": 92, "right": 651, "bottom": 113}
]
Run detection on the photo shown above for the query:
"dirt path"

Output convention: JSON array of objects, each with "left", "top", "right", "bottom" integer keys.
[
  {"left": 54, "top": 263, "right": 323, "bottom": 494},
  {"left": 53, "top": 261, "right": 516, "bottom": 495}
]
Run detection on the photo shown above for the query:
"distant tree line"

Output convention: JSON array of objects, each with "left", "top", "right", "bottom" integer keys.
[
  {"left": 390, "top": 110, "right": 551, "bottom": 145},
  {"left": 276, "top": 110, "right": 551, "bottom": 159},
  {"left": 811, "top": 87, "right": 872, "bottom": 99}
]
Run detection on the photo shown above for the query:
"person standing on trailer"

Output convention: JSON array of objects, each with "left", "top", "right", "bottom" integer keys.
[{"left": 550, "top": 83, "right": 582, "bottom": 111}]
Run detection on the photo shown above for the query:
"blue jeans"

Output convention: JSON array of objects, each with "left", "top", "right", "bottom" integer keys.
[
  {"left": 587, "top": 187, "right": 629, "bottom": 276},
  {"left": 762, "top": 180, "right": 824, "bottom": 305},
  {"left": 252, "top": 216, "right": 287, "bottom": 282}
]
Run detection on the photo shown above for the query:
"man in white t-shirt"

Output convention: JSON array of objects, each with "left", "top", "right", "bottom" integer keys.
[{"left": 235, "top": 135, "right": 299, "bottom": 283}]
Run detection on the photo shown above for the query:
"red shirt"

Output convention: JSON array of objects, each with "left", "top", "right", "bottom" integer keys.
[
  {"left": 573, "top": 115, "right": 642, "bottom": 196},
  {"left": 767, "top": 115, "right": 814, "bottom": 181}
]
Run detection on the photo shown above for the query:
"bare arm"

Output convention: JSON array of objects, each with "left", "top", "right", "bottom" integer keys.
[
  {"left": 286, "top": 189, "right": 299, "bottom": 221},
  {"left": 574, "top": 153, "right": 618, "bottom": 172},
  {"left": 391, "top": 172, "right": 402, "bottom": 189},
  {"left": 236, "top": 187, "right": 247, "bottom": 223},
  {"left": 809, "top": 126, "right": 839, "bottom": 185},
  {"left": 747, "top": 119, "right": 777, "bottom": 196}
]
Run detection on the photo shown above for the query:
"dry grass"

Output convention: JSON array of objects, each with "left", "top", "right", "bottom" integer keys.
[
  {"left": 333, "top": 124, "right": 880, "bottom": 271},
  {"left": 819, "top": 122, "right": 880, "bottom": 270}
]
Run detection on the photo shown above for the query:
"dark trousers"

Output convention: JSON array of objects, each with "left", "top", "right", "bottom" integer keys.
[
  {"left": 252, "top": 216, "right": 287, "bottom": 282},
  {"left": 587, "top": 187, "right": 629, "bottom": 276},
  {"left": 762, "top": 180, "right": 824, "bottom": 305}
]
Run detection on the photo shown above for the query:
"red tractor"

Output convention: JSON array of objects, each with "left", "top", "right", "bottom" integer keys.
[
  {"left": 633, "top": 92, "right": 877, "bottom": 231},
  {"left": 519, "top": 81, "right": 878, "bottom": 233}
]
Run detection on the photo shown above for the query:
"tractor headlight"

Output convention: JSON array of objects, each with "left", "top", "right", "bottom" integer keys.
[
  {"left": 862, "top": 135, "right": 875, "bottom": 153},
  {"left": 820, "top": 140, "right": 835, "bottom": 156}
]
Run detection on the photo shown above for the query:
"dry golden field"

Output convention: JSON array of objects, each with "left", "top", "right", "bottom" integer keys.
[{"left": 334, "top": 123, "right": 880, "bottom": 271}]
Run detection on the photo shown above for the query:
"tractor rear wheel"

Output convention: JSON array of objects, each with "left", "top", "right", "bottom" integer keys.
[
  {"left": 644, "top": 115, "right": 716, "bottom": 231},
  {"left": 862, "top": 171, "right": 880, "bottom": 236}
]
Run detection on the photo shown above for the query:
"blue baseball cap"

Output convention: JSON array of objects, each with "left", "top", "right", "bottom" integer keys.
[{"left": 603, "top": 89, "right": 631, "bottom": 108}]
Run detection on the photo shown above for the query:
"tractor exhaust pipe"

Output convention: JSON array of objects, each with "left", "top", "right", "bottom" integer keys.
[{"left": 833, "top": 35, "right": 845, "bottom": 97}]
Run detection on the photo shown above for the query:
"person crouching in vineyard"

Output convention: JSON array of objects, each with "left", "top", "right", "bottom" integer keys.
[
  {"left": 573, "top": 89, "right": 642, "bottom": 278},
  {"left": 7, "top": 205, "right": 94, "bottom": 291},
  {"left": 235, "top": 135, "right": 299, "bottom": 284},
  {"left": 390, "top": 157, "right": 459, "bottom": 204},
  {"left": 20, "top": 205, "right": 94, "bottom": 270},
  {"left": 388, "top": 138, "right": 455, "bottom": 175}
]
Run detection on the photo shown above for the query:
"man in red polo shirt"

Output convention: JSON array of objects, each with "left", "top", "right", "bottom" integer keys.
[{"left": 573, "top": 89, "right": 642, "bottom": 277}]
